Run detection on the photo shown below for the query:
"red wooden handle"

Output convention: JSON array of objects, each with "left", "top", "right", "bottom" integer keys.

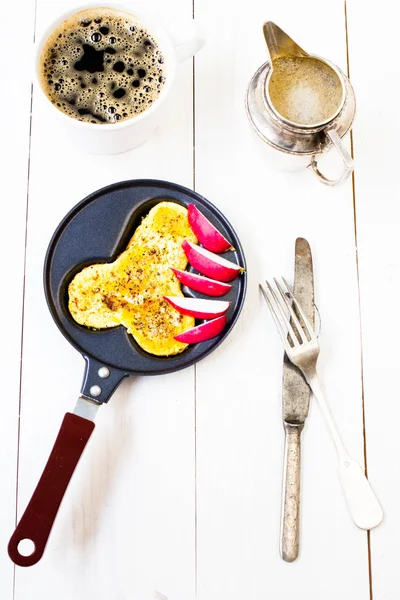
[{"left": 8, "top": 412, "right": 95, "bottom": 567}]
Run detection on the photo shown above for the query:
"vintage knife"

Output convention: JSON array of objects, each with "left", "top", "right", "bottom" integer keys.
[{"left": 280, "top": 238, "right": 314, "bottom": 562}]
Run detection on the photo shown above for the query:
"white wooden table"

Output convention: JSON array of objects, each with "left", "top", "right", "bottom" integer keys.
[{"left": 1, "top": 0, "right": 398, "bottom": 598}]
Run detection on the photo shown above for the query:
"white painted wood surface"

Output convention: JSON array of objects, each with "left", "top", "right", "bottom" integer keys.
[{"left": 1, "top": 0, "right": 397, "bottom": 598}]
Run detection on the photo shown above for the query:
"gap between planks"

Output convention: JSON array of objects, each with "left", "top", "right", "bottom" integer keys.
[
  {"left": 192, "top": 0, "right": 198, "bottom": 595},
  {"left": 344, "top": 2, "right": 373, "bottom": 599},
  {"left": 12, "top": 2, "right": 38, "bottom": 597}
]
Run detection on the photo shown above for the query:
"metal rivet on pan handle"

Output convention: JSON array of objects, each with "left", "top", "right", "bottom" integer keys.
[
  {"left": 98, "top": 367, "right": 110, "bottom": 379},
  {"left": 89, "top": 385, "right": 102, "bottom": 397}
]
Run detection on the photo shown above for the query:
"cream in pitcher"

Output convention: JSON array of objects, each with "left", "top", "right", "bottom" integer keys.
[{"left": 268, "top": 56, "right": 343, "bottom": 126}]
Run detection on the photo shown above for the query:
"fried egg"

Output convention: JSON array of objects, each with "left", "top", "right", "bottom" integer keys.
[{"left": 68, "top": 201, "right": 198, "bottom": 356}]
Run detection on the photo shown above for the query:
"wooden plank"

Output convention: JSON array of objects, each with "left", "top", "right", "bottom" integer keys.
[
  {"left": 0, "top": 0, "right": 36, "bottom": 597},
  {"left": 194, "top": 1, "right": 370, "bottom": 598},
  {"left": 14, "top": 2, "right": 195, "bottom": 599},
  {"left": 345, "top": 1, "right": 398, "bottom": 597}
]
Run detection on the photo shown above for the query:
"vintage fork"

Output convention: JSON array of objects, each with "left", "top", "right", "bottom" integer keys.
[{"left": 260, "top": 278, "right": 383, "bottom": 530}]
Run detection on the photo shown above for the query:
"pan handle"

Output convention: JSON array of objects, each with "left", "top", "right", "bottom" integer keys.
[{"left": 8, "top": 412, "right": 95, "bottom": 567}]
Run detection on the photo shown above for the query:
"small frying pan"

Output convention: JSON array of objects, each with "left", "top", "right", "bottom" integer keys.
[{"left": 8, "top": 179, "right": 246, "bottom": 567}]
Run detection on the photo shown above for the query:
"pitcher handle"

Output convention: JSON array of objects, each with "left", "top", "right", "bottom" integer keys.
[{"left": 310, "top": 128, "right": 354, "bottom": 186}]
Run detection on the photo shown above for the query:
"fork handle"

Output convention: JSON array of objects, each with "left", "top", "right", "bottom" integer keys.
[
  {"left": 281, "top": 423, "right": 303, "bottom": 562},
  {"left": 306, "top": 373, "right": 383, "bottom": 530},
  {"left": 338, "top": 455, "right": 383, "bottom": 530}
]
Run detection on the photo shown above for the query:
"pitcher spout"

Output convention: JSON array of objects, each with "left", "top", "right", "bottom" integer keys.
[{"left": 263, "top": 22, "right": 308, "bottom": 63}]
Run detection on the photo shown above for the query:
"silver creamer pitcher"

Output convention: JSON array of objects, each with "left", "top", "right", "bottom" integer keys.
[{"left": 246, "top": 22, "right": 356, "bottom": 186}]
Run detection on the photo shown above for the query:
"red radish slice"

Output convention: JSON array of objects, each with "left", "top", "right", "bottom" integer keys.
[
  {"left": 164, "top": 296, "right": 230, "bottom": 319},
  {"left": 171, "top": 268, "right": 232, "bottom": 297},
  {"left": 174, "top": 315, "right": 227, "bottom": 343},
  {"left": 188, "top": 204, "right": 234, "bottom": 253},
  {"left": 182, "top": 240, "right": 243, "bottom": 282}
]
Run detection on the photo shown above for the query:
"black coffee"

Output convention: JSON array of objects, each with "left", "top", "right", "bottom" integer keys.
[{"left": 39, "top": 8, "right": 167, "bottom": 124}]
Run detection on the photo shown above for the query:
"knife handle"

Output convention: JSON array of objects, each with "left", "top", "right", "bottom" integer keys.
[
  {"left": 280, "top": 423, "right": 303, "bottom": 562},
  {"left": 8, "top": 413, "right": 95, "bottom": 567}
]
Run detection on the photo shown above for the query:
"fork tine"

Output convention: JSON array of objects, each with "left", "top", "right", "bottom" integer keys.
[
  {"left": 265, "top": 281, "right": 299, "bottom": 347},
  {"left": 273, "top": 278, "right": 307, "bottom": 343},
  {"left": 281, "top": 277, "right": 315, "bottom": 340},
  {"left": 259, "top": 284, "right": 292, "bottom": 355}
]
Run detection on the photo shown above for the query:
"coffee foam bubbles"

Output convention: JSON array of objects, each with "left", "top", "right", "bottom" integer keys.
[{"left": 39, "top": 8, "right": 166, "bottom": 124}]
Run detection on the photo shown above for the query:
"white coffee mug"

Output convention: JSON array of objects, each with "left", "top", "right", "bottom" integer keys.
[{"left": 35, "top": 2, "right": 204, "bottom": 154}]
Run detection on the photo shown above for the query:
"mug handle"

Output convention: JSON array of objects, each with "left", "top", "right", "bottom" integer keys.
[
  {"left": 310, "top": 128, "right": 354, "bottom": 186},
  {"left": 171, "top": 20, "right": 205, "bottom": 63}
]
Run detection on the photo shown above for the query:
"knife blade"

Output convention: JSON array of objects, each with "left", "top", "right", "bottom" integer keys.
[{"left": 280, "top": 237, "right": 314, "bottom": 562}]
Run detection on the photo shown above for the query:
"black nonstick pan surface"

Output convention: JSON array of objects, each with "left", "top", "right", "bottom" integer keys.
[{"left": 8, "top": 179, "right": 246, "bottom": 567}]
